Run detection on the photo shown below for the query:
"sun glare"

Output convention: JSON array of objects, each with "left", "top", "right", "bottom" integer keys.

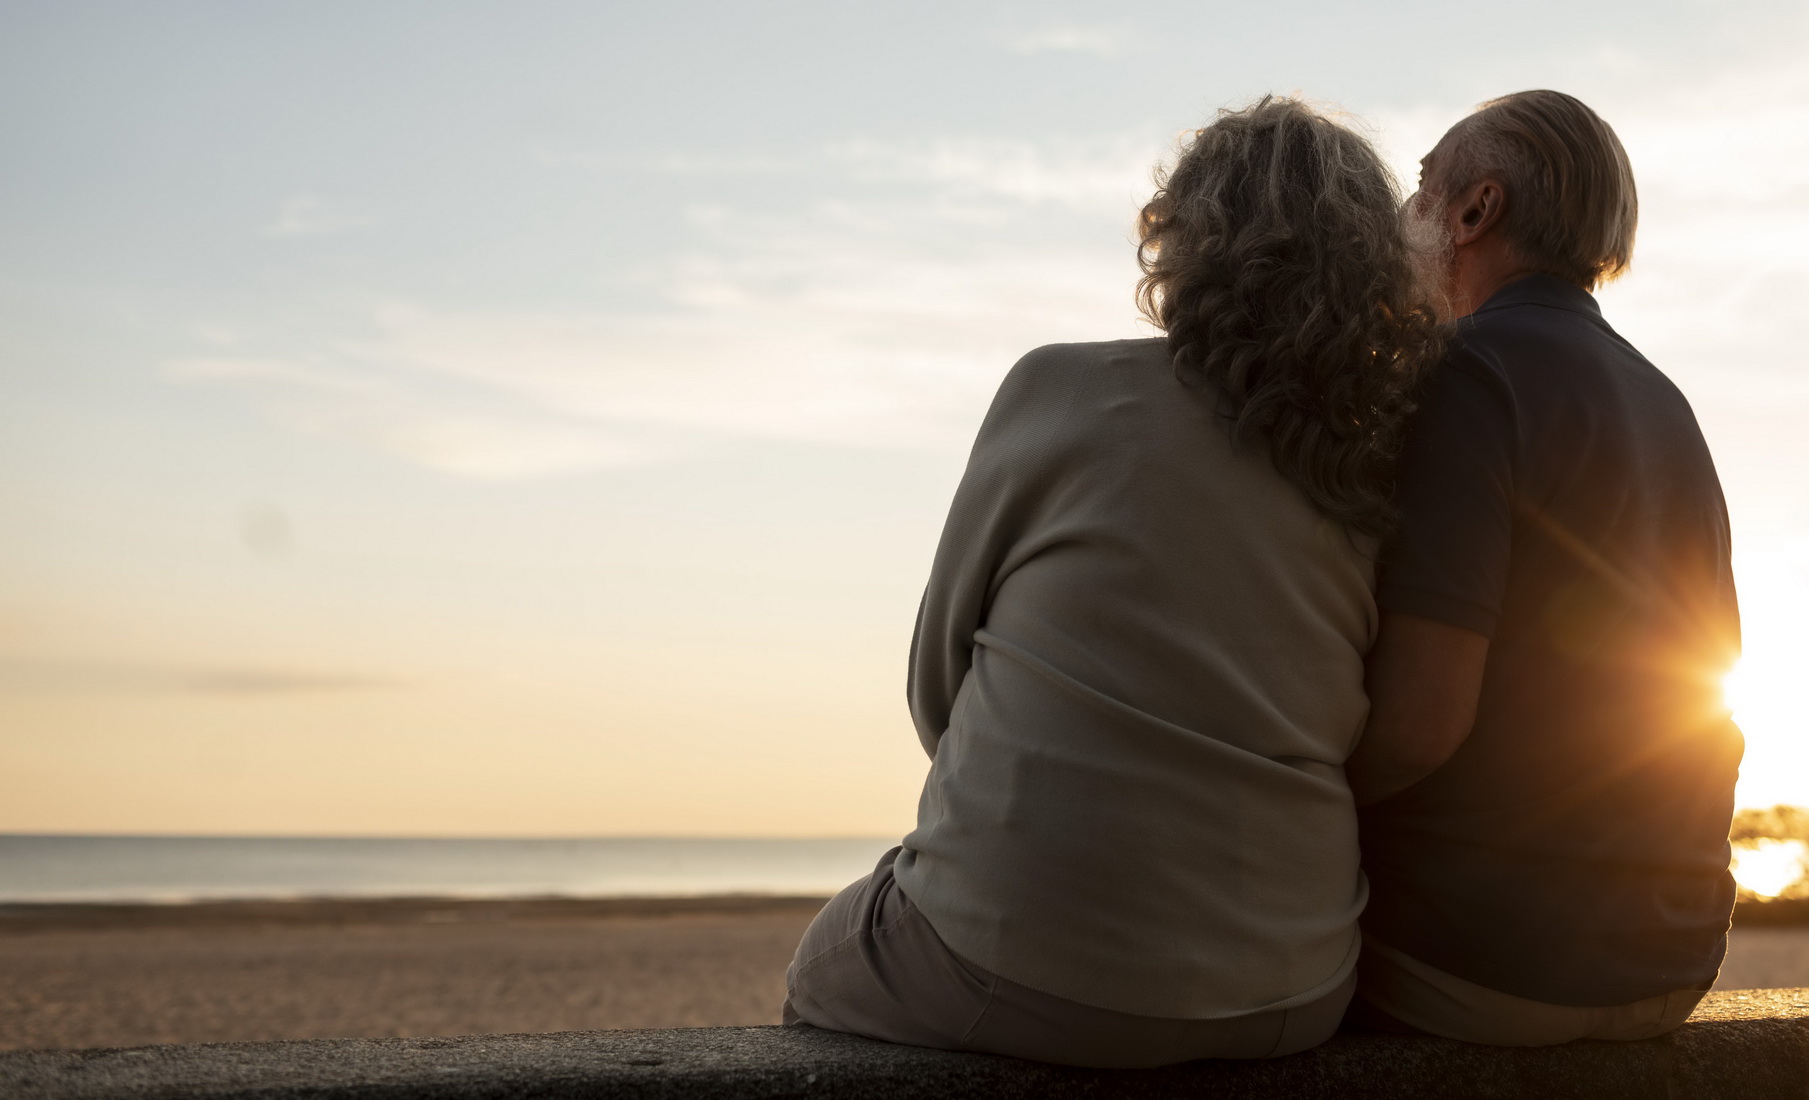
[
  {"left": 1724, "top": 548, "right": 1809, "bottom": 811},
  {"left": 1730, "top": 839, "right": 1809, "bottom": 899}
]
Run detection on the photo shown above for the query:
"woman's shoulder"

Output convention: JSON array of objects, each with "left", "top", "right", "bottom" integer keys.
[
  {"left": 990, "top": 338, "right": 1168, "bottom": 413},
  {"left": 970, "top": 337, "right": 1198, "bottom": 481},
  {"left": 1007, "top": 337, "right": 1169, "bottom": 376},
  {"left": 967, "top": 339, "right": 1168, "bottom": 475}
]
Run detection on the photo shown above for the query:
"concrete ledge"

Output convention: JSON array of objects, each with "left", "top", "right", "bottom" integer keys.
[{"left": 4, "top": 989, "right": 1805, "bottom": 1100}]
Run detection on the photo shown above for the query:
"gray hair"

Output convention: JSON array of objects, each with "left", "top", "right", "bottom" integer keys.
[{"left": 1432, "top": 90, "right": 1638, "bottom": 289}]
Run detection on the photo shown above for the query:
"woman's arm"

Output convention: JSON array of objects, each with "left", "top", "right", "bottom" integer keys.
[{"left": 905, "top": 347, "right": 1079, "bottom": 758}]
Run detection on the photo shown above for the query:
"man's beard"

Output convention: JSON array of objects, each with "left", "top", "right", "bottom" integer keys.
[{"left": 1403, "top": 197, "right": 1456, "bottom": 320}]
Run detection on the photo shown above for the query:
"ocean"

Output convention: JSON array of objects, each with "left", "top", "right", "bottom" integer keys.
[{"left": 0, "top": 835, "right": 899, "bottom": 903}]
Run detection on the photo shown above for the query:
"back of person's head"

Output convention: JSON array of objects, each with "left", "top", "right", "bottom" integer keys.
[
  {"left": 1136, "top": 96, "right": 1441, "bottom": 537},
  {"left": 1432, "top": 90, "right": 1637, "bottom": 289}
]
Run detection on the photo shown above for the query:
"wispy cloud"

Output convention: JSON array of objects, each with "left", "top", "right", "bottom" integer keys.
[
  {"left": 1578, "top": 49, "right": 1809, "bottom": 396},
  {"left": 258, "top": 194, "right": 374, "bottom": 238},
  {"left": 341, "top": 410, "right": 676, "bottom": 481},
  {"left": 165, "top": 352, "right": 676, "bottom": 480},
  {"left": 187, "top": 28, "right": 1809, "bottom": 490},
  {"left": 176, "top": 139, "right": 1156, "bottom": 480},
  {"left": 531, "top": 142, "right": 805, "bottom": 176},
  {"left": 0, "top": 660, "right": 404, "bottom": 695},
  {"left": 164, "top": 356, "right": 384, "bottom": 395},
  {"left": 831, "top": 137, "right": 1155, "bottom": 209},
  {"left": 565, "top": 135, "right": 1159, "bottom": 212},
  {"left": 997, "top": 24, "right": 1129, "bottom": 59}
]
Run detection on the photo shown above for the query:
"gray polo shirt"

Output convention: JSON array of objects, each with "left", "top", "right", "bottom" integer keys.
[{"left": 894, "top": 337, "right": 1377, "bottom": 1019}]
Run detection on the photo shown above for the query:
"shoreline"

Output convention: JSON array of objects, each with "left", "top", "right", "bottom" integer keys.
[{"left": 0, "top": 894, "right": 832, "bottom": 934}]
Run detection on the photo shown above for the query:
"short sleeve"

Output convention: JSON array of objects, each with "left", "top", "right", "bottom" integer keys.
[{"left": 1377, "top": 347, "right": 1517, "bottom": 637}]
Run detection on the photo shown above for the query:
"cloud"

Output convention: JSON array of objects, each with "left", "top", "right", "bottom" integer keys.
[
  {"left": 175, "top": 138, "right": 1157, "bottom": 480},
  {"left": 0, "top": 660, "right": 404, "bottom": 695},
  {"left": 189, "top": 38, "right": 1809, "bottom": 492},
  {"left": 179, "top": 670, "right": 400, "bottom": 694},
  {"left": 997, "top": 24, "right": 1129, "bottom": 59},
  {"left": 557, "top": 134, "right": 1159, "bottom": 213},
  {"left": 531, "top": 142, "right": 804, "bottom": 176},
  {"left": 166, "top": 353, "right": 675, "bottom": 480},
  {"left": 163, "top": 351, "right": 677, "bottom": 479},
  {"left": 258, "top": 194, "right": 374, "bottom": 238},
  {"left": 295, "top": 226, "right": 1136, "bottom": 469},
  {"left": 164, "top": 356, "right": 383, "bottom": 395},
  {"left": 347, "top": 411, "right": 676, "bottom": 481},
  {"left": 831, "top": 137, "right": 1155, "bottom": 209},
  {"left": 1573, "top": 49, "right": 1809, "bottom": 395}
]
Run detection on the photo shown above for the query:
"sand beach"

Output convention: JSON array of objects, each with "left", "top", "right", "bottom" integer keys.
[
  {"left": 2, "top": 896, "right": 1806, "bottom": 1051},
  {"left": 0, "top": 897, "right": 819, "bottom": 1050}
]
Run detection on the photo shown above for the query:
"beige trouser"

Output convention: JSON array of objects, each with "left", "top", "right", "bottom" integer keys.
[
  {"left": 783, "top": 847, "right": 1355, "bottom": 1069},
  {"left": 1355, "top": 933, "right": 1707, "bottom": 1046}
]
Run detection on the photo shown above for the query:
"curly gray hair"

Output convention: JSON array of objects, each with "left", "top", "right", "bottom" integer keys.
[{"left": 1136, "top": 96, "right": 1443, "bottom": 536}]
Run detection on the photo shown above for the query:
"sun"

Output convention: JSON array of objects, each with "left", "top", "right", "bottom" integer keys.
[
  {"left": 1724, "top": 547, "right": 1809, "bottom": 811},
  {"left": 1730, "top": 838, "right": 1808, "bottom": 899}
]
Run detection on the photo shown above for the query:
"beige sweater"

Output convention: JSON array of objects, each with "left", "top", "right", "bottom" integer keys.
[{"left": 893, "top": 338, "right": 1376, "bottom": 1019}]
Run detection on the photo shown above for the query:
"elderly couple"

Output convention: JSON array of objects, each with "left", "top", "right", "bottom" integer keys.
[{"left": 783, "top": 90, "right": 1742, "bottom": 1065}]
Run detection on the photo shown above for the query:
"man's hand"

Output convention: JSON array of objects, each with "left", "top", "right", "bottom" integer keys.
[{"left": 1346, "top": 612, "right": 1491, "bottom": 806}]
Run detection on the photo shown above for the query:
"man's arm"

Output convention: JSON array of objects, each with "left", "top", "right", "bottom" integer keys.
[
  {"left": 1346, "top": 611, "right": 1491, "bottom": 807},
  {"left": 1353, "top": 343, "right": 1514, "bottom": 805}
]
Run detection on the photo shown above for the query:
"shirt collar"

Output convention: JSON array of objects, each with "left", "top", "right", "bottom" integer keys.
[{"left": 1471, "top": 272, "right": 1602, "bottom": 319}]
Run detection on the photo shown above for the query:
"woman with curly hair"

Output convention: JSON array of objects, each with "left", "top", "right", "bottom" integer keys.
[{"left": 783, "top": 97, "right": 1443, "bottom": 1067}]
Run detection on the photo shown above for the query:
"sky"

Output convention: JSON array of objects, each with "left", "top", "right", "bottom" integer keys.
[{"left": 2, "top": 0, "right": 1807, "bottom": 837}]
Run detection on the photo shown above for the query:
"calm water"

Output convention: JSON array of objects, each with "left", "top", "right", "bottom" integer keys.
[{"left": 0, "top": 835, "right": 898, "bottom": 903}]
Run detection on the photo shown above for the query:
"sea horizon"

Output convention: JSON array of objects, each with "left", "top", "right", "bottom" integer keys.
[{"left": 0, "top": 834, "right": 899, "bottom": 904}]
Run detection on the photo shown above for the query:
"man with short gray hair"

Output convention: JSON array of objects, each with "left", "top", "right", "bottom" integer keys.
[{"left": 1346, "top": 90, "right": 1743, "bottom": 1045}]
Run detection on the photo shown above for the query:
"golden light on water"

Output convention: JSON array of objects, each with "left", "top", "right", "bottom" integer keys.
[{"left": 1730, "top": 839, "right": 1809, "bottom": 899}]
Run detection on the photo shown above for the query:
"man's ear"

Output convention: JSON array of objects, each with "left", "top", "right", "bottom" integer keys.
[{"left": 1449, "top": 179, "right": 1508, "bottom": 247}]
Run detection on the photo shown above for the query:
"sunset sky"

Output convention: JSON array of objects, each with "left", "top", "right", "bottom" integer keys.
[{"left": 3, "top": 0, "right": 1806, "bottom": 836}]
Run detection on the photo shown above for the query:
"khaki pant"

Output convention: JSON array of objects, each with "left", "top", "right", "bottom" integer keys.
[
  {"left": 1354, "top": 933, "right": 1706, "bottom": 1046},
  {"left": 783, "top": 848, "right": 1355, "bottom": 1068}
]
